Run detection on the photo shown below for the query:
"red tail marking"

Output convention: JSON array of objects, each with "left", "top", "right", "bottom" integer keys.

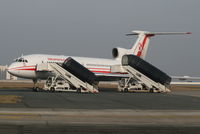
[{"left": 136, "top": 35, "right": 148, "bottom": 57}]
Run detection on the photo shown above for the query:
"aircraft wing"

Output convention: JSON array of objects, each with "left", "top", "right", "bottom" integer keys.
[{"left": 172, "top": 76, "right": 200, "bottom": 81}]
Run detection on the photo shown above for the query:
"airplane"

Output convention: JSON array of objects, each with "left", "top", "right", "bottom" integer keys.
[{"left": 7, "top": 30, "right": 191, "bottom": 88}]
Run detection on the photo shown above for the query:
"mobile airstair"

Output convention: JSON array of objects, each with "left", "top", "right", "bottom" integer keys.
[
  {"left": 118, "top": 55, "right": 171, "bottom": 93},
  {"left": 43, "top": 58, "right": 99, "bottom": 93}
]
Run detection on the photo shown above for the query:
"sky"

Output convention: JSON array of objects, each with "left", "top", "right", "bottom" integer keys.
[{"left": 0, "top": 0, "right": 199, "bottom": 76}]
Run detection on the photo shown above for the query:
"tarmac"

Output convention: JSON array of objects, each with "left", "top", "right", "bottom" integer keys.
[{"left": 0, "top": 83, "right": 200, "bottom": 133}]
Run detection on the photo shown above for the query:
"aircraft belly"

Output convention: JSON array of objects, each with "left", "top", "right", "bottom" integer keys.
[
  {"left": 16, "top": 70, "right": 37, "bottom": 79},
  {"left": 36, "top": 71, "right": 54, "bottom": 80}
]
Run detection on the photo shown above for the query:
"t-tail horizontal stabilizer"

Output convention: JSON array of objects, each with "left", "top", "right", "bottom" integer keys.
[{"left": 126, "top": 30, "right": 191, "bottom": 36}]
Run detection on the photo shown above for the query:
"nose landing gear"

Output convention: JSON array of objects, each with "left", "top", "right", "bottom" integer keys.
[{"left": 32, "top": 79, "right": 40, "bottom": 92}]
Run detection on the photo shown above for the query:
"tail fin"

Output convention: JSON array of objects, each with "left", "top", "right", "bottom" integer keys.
[{"left": 127, "top": 30, "right": 191, "bottom": 59}]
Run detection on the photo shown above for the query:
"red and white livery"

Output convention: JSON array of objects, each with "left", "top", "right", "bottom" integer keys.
[{"left": 8, "top": 30, "right": 190, "bottom": 81}]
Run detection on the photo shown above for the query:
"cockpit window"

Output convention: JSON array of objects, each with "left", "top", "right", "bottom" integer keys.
[{"left": 14, "top": 58, "right": 28, "bottom": 63}]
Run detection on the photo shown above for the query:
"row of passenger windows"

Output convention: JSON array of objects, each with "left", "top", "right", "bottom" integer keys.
[{"left": 47, "top": 61, "right": 60, "bottom": 63}]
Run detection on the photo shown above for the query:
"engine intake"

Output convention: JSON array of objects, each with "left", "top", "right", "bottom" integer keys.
[
  {"left": 112, "top": 48, "right": 119, "bottom": 58},
  {"left": 112, "top": 47, "right": 132, "bottom": 59}
]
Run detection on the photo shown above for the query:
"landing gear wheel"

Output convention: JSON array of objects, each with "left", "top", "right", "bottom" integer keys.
[{"left": 32, "top": 87, "right": 36, "bottom": 92}]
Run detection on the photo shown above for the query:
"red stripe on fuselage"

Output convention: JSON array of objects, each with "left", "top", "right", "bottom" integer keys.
[
  {"left": 9, "top": 65, "right": 36, "bottom": 70},
  {"left": 14, "top": 68, "right": 124, "bottom": 75},
  {"left": 88, "top": 68, "right": 110, "bottom": 70},
  {"left": 92, "top": 70, "right": 111, "bottom": 74},
  {"left": 15, "top": 68, "right": 36, "bottom": 71},
  {"left": 10, "top": 66, "right": 126, "bottom": 75}
]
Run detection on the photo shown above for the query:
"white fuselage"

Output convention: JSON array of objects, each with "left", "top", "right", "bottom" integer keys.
[{"left": 8, "top": 54, "right": 122, "bottom": 80}]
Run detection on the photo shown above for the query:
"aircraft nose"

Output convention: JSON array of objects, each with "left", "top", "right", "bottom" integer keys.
[{"left": 7, "top": 63, "right": 16, "bottom": 75}]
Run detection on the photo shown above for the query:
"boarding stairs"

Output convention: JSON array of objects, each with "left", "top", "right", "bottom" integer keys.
[
  {"left": 46, "top": 63, "right": 99, "bottom": 93},
  {"left": 122, "top": 65, "right": 171, "bottom": 93}
]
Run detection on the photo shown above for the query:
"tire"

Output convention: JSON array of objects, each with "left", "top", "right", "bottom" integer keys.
[
  {"left": 32, "top": 87, "right": 36, "bottom": 92},
  {"left": 35, "top": 87, "right": 40, "bottom": 92}
]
